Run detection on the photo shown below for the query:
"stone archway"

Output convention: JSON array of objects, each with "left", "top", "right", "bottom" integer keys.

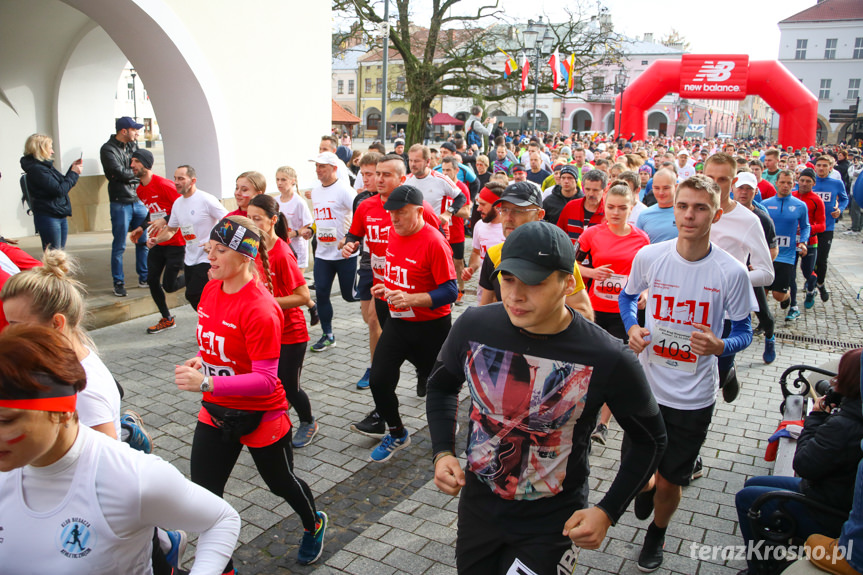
[
  {"left": 647, "top": 111, "right": 669, "bottom": 136},
  {"left": 569, "top": 109, "right": 593, "bottom": 132}
]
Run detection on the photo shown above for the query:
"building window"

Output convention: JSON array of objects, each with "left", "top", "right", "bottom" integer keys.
[
  {"left": 396, "top": 76, "right": 405, "bottom": 94},
  {"left": 641, "top": 60, "right": 648, "bottom": 65},
  {"left": 795, "top": 39, "right": 807, "bottom": 60},
  {"left": 365, "top": 78, "right": 372, "bottom": 93},
  {"left": 819, "top": 78, "right": 831, "bottom": 100},
  {"left": 127, "top": 83, "right": 134, "bottom": 101},
  {"left": 592, "top": 76, "right": 604, "bottom": 94},
  {"left": 849, "top": 78, "right": 861, "bottom": 100},
  {"left": 376, "top": 78, "right": 383, "bottom": 93},
  {"left": 854, "top": 38, "right": 863, "bottom": 59},
  {"left": 825, "top": 38, "right": 837, "bottom": 60},
  {"left": 348, "top": 79, "right": 355, "bottom": 94},
  {"left": 367, "top": 112, "right": 381, "bottom": 131},
  {"left": 574, "top": 75, "right": 584, "bottom": 92},
  {"left": 337, "top": 80, "right": 344, "bottom": 94}
]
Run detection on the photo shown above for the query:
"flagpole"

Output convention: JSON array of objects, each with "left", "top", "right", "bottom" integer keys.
[{"left": 379, "top": 0, "right": 389, "bottom": 142}]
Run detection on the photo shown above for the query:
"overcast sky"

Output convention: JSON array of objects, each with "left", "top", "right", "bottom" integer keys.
[{"left": 402, "top": 0, "right": 819, "bottom": 60}]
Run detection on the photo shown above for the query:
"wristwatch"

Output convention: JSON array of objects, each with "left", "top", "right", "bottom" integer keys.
[
  {"left": 200, "top": 376, "right": 212, "bottom": 393},
  {"left": 446, "top": 206, "right": 456, "bottom": 215}
]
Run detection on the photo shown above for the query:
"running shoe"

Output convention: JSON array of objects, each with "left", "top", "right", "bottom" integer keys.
[
  {"left": 297, "top": 511, "right": 327, "bottom": 565},
  {"left": 292, "top": 420, "right": 319, "bottom": 448},
  {"left": 350, "top": 410, "right": 385, "bottom": 438},
  {"left": 590, "top": 423, "right": 608, "bottom": 445},
  {"left": 691, "top": 456, "right": 704, "bottom": 480},
  {"left": 147, "top": 316, "right": 176, "bottom": 334},
  {"left": 785, "top": 307, "right": 801, "bottom": 321},
  {"left": 804, "top": 290, "right": 816, "bottom": 309},
  {"left": 637, "top": 529, "right": 665, "bottom": 572},
  {"left": 113, "top": 282, "right": 127, "bottom": 297},
  {"left": 455, "top": 290, "right": 465, "bottom": 306},
  {"left": 370, "top": 429, "right": 411, "bottom": 462},
  {"left": 763, "top": 337, "right": 776, "bottom": 364},
  {"left": 753, "top": 324, "right": 764, "bottom": 337},
  {"left": 356, "top": 367, "right": 371, "bottom": 390},
  {"left": 165, "top": 529, "right": 187, "bottom": 569},
  {"left": 634, "top": 486, "right": 656, "bottom": 520},
  {"left": 310, "top": 334, "right": 335, "bottom": 352},
  {"left": 780, "top": 298, "right": 790, "bottom": 310},
  {"left": 417, "top": 377, "right": 427, "bottom": 398},
  {"left": 137, "top": 281, "right": 149, "bottom": 289},
  {"left": 308, "top": 304, "right": 320, "bottom": 326},
  {"left": 818, "top": 283, "right": 830, "bottom": 302},
  {"left": 121, "top": 410, "right": 153, "bottom": 453},
  {"left": 722, "top": 366, "right": 740, "bottom": 403}
]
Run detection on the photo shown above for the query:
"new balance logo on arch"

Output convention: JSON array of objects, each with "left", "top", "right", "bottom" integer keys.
[{"left": 693, "top": 61, "right": 735, "bottom": 82}]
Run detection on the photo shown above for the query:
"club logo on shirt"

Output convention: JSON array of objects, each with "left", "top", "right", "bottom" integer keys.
[{"left": 57, "top": 518, "right": 96, "bottom": 559}]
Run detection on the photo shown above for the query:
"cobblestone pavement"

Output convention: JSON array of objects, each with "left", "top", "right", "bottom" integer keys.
[{"left": 90, "top": 233, "right": 863, "bottom": 575}]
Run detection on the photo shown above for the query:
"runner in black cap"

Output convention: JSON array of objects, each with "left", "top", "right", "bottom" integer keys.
[
  {"left": 350, "top": 185, "right": 458, "bottom": 463},
  {"left": 427, "top": 221, "right": 666, "bottom": 575}
]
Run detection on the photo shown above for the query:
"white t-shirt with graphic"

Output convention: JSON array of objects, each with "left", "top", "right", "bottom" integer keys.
[
  {"left": 311, "top": 178, "right": 356, "bottom": 261},
  {"left": 624, "top": 239, "right": 757, "bottom": 410},
  {"left": 168, "top": 190, "right": 228, "bottom": 266},
  {"left": 277, "top": 194, "right": 314, "bottom": 269}
]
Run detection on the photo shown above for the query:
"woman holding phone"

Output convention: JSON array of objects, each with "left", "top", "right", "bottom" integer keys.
[{"left": 20, "top": 133, "right": 83, "bottom": 250}]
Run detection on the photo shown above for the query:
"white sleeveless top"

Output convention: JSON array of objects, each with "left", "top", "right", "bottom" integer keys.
[{"left": 0, "top": 427, "right": 153, "bottom": 574}]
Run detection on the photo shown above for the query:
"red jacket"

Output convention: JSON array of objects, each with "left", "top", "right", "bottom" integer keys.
[
  {"left": 793, "top": 190, "right": 826, "bottom": 246},
  {"left": 556, "top": 198, "right": 605, "bottom": 244}
]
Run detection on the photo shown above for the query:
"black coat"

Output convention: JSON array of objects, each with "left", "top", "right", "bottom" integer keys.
[
  {"left": 20, "top": 155, "right": 78, "bottom": 218},
  {"left": 99, "top": 134, "right": 139, "bottom": 203},
  {"left": 542, "top": 186, "right": 583, "bottom": 226},
  {"left": 794, "top": 396, "right": 863, "bottom": 518}
]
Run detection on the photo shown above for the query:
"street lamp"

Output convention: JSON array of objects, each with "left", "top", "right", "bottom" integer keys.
[
  {"left": 522, "top": 17, "right": 554, "bottom": 134},
  {"left": 130, "top": 68, "right": 138, "bottom": 122},
  {"left": 614, "top": 66, "right": 629, "bottom": 140}
]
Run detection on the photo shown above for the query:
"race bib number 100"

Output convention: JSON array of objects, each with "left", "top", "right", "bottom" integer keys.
[{"left": 649, "top": 324, "right": 698, "bottom": 373}]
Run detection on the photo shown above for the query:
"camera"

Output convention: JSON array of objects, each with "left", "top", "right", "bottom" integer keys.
[{"left": 814, "top": 379, "right": 843, "bottom": 410}]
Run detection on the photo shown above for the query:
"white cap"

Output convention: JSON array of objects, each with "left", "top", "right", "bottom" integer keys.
[
  {"left": 678, "top": 149, "right": 689, "bottom": 157},
  {"left": 310, "top": 152, "right": 339, "bottom": 166},
  {"left": 734, "top": 171, "right": 758, "bottom": 189}
]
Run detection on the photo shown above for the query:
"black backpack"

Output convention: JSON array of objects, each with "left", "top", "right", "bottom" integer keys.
[{"left": 19, "top": 173, "right": 33, "bottom": 215}]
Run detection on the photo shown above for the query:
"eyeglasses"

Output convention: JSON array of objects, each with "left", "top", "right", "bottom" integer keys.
[{"left": 497, "top": 207, "right": 540, "bottom": 216}]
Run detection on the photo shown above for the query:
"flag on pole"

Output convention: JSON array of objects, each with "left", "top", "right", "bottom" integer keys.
[
  {"left": 520, "top": 53, "right": 530, "bottom": 91},
  {"left": 499, "top": 48, "right": 518, "bottom": 78},
  {"left": 566, "top": 54, "right": 576, "bottom": 92},
  {"left": 548, "top": 48, "right": 561, "bottom": 89}
]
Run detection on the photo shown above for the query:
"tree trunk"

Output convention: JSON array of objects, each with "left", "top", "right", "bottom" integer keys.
[{"left": 406, "top": 98, "right": 432, "bottom": 147}]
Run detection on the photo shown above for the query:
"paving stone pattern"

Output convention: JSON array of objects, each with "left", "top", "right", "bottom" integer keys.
[{"left": 89, "top": 235, "right": 863, "bottom": 574}]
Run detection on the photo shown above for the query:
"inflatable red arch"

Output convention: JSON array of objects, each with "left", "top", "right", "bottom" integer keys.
[{"left": 614, "top": 54, "right": 818, "bottom": 148}]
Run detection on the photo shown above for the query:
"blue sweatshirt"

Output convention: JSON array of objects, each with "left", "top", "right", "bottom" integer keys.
[
  {"left": 813, "top": 176, "right": 848, "bottom": 232},
  {"left": 762, "top": 194, "right": 810, "bottom": 265}
]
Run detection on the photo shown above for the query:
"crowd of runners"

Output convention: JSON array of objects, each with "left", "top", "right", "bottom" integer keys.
[{"left": 2, "top": 111, "right": 863, "bottom": 574}]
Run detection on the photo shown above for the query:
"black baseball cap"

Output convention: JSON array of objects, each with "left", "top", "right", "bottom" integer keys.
[
  {"left": 493, "top": 182, "right": 542, "bottom": 208},
  {"left": 383, "top": 185, "right": 424, "bottom": 210},
  {"left": 492, "top": 221, "right": 574, "bottom": 285}
]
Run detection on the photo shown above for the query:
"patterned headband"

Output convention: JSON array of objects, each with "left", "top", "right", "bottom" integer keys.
[{"left": 210, "top": 217, "right": 260, "bottom": 259}]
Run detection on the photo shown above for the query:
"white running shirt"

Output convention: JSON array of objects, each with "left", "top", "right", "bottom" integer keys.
[
  {"left": 405, "top": 170, "right": 461, "bottom": 215},
  {"left": 79, "top": 349, "right": 122, "bottom": 438},
  {"left": 277, "top": 194, "right": 314, "bottom": 268},
  {"left": 168, "top": 190, "right": 228, "bottom": 266},
  {"left": 624, "top": 240, "right": 757, "bottom": 410},
  {"left": 311, "top": 178, "right": 356, "bottom": 261},
  {"left": 710, "top": 201, "right": 774, "bottom": 288}
]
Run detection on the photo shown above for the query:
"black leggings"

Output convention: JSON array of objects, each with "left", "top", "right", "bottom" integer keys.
[
  {"left": 814, "top": 230, "right": 833, "bottom": 285},
  {"left": 147, "top": 244, "right": 186, "bottom": 318},
  {"left": 593, "top": 310, "right": 628, "bottom": 342},
  {"left": 370, "top": 314, "right": 451, "bottom": 430},
  {"left": 279, "top": 342, "right": 313, "bottom": 423},
  {"left": 753, "top": 285, "right": 775, "bottom": 339},
  {"left": 190, "top": 421, "right": 317, "bottom": 571},
  {"left": 184, "top": 263, "right": 210, "bottom": 311}
]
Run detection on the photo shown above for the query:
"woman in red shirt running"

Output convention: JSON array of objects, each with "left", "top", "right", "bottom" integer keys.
[
  {"left": 174, "top": 215, "right": 326, "bottom": 570},
  {"left": 576, "top": 182, "right": 650, "bottom": 445},
  {"left": 248, "top": 194, "right": 318, "bottom": 449},
  {"left": 227, "top": 171, "right": 265, "bottom": 217}
]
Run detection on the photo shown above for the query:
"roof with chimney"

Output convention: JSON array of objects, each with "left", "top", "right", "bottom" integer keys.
[{"left": 780, "top": 0, "right": 863, "bottom": 24}]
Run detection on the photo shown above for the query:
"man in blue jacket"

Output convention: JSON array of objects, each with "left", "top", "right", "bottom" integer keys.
[{"left": 812, "top": 155, "right": 849, "bottom": 302}]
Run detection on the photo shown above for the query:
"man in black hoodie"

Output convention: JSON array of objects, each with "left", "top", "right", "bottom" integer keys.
[
  {"left": 100, "top": 116, "right": 149, "bottom": 297},
  {"left": 542, "top": 165, "right": 583, "bottom": 225}
]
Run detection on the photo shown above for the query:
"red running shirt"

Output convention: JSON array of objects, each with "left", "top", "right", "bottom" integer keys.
[
  {"left": 444, "top": 181, "right": 469, "bottom": 244},
  {"left": 136, "top": 174, "right": 184, "bottom": 246},
  {"left": 349, "top": 194, "right": 442, "bottom": 289},
  {"left": 255, "top": 238, "right": 309, "bottom": 345},
  {"left": 383, "top": 223, "right": 456, "bottom": 321},
  {"left": 576, "top": 224, "right": 650, "bottom": 314}
]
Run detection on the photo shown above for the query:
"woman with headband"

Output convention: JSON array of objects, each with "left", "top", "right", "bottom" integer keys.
[
  {"left": 247, "top": 194, "right": 318, "bottom": 448},
  {"left": 0, "top": 324, "right": 241, "bottom": 574},
  {"left": 174, "top": 216, "right": 327, "bottom": 569}
]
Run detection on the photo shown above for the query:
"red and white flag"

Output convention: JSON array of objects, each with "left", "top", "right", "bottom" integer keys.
[
  {"left": 520, "top": 53, "right": 530, "bottom": 91},
  {"left": 548, "top": 48, "right": 561, "bottom": 89}
]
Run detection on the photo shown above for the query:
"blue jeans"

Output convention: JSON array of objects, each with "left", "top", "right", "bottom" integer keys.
[
  {"left": 735, "top": 475, "right": 826, "bottom": 569},
  {"left": 839, "top": 352, "right": 863, "bottom": 571},
  {"left": 110, "top": 201, "right": 149, "bottom": 285},
  {"left": 32, "top": 212, "right": 68, "bottom": 250},
  {"left": 312, "top": 256, "right": 357, "bottom": 335}
]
